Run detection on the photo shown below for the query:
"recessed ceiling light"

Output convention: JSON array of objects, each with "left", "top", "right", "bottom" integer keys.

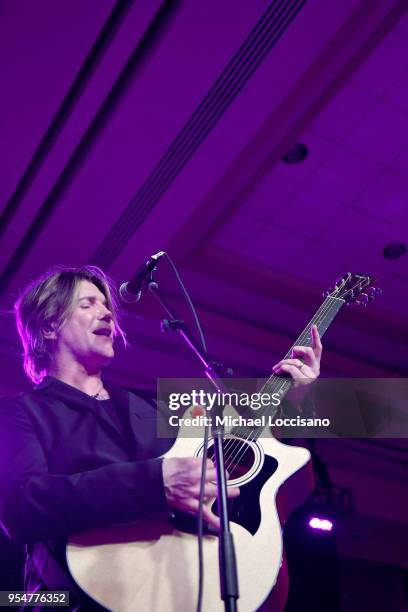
[
  {"left": 383, "top": 242, "right": 407, "bottom": 260},
  {"left": 282, "top": 143, "right": 309, "bottom": 164}
]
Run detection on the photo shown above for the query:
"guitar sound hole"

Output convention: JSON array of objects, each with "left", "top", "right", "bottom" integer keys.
[
  {"left": 173, "top": 441, "right": 277, "bottom": 535},
  {"left": 207, "top": 438, "right": 255, "bottom": 480}
]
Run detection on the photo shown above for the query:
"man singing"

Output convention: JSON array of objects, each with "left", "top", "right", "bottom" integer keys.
[{"left": 0, "top": 265, "right": 322, "bottom": 609}]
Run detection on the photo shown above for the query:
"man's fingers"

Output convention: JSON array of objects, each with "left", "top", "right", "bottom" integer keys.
[
  {"left": 201, "top": 483, "right": 218, "bottom": 498},
  {"left": 202, "top": 506, "right": 221, "bottom": 530},
  {"left": 273, "top": 358, "right": 313, "bottom": 376},
  {"left": 277, "top": 363, "right": 309, "bottom": 382},
  {"left": 275, "top": 358, "right": 307, "bottom": 369},
  {"left": 185, "top": 499, "right": 220, "bottom": 530},
  {"left": 201, "top": 484, "right": 240, "bottom": 500},
  {"left": 311, "top": 324, "right": 322, "bottom": 356},
  {"left": 204, "top": 468, "right": 217, "bottom": 481},
  {"left": 291, "top": 346, "right": 315, "bottom": 366},
  {"left": 227, "top": 486, "right": 240, "bottom": 498}
]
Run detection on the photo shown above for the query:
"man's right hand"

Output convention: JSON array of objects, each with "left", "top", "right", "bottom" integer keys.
[{"left": 162, "top": 457, "right": 240, "bottom": 530}]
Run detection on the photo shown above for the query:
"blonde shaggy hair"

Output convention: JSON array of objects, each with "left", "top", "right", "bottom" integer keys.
[{"left": 14, "top": 265, "right": 126, "bottom": 384}]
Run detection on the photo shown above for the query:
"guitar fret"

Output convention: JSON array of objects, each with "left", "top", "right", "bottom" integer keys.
[{"left": 230, "top": 296, "right": 345, "bottom": 441}]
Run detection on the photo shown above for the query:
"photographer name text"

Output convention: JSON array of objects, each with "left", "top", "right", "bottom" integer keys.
[{"left": 168, "top": 414, "right": 330, "bottom": 428}]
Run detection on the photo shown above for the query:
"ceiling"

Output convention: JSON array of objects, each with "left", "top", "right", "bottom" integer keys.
[{"left": 0, "top": 0, "right": 407, "bottom": 573}]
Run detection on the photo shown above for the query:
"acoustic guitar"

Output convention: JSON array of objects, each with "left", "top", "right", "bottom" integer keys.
[{"left": 67, "top": 273, "right": 377, "bottom": 611}]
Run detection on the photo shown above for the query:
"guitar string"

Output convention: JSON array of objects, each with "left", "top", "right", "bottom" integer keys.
[
  {"left": 207, "top": 276, "right": 370, "bottom": 475},
  {"left": 220, "top": 298, "right": 340, "bottom": 476},
  {"left": 223, "top": 275, "right": 373, "bottom": 471},
  {"left": 217, "top": 296, "right": 343, "bottom": 476},
  {"left": 223, "top": 296, "right": 347, "bottom": 473},
  {"left": 218, "top": 302, "right": 335, "bottom": 474},
  {"left": 206, "top": 297, "right": 337, "bottom": 470},
  {"left": 203, "top": 299, "right": 329, "bottom": 469}
]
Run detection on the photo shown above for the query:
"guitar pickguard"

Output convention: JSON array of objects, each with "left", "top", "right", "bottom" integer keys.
[
  {"left": 218, "top": 454, "right": 278, "bottom": 535},
  {"left": 171, "top": 453, "right": 278, "bottom": 536}
]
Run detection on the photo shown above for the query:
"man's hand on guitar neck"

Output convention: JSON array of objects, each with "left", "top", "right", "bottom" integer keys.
[
  {"left": 272, "top": 324, "right": 322, "bottom": 406},
  {"left": 162, "top": 457, "right": 240, "bottom": 530}
]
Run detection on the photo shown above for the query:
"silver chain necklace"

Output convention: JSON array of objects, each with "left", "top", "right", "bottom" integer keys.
[{"left": 91, "top": 386, "right": 109, "bottom": 400}]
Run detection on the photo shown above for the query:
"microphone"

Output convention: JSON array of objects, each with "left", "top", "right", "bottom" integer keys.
[{"left": 119, "top": 251, "right": 165, "bottom": 303}]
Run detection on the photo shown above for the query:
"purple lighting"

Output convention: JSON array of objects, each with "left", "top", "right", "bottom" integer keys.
[{"left": 308, "top": 517, "right": 334, "bottom": 532}]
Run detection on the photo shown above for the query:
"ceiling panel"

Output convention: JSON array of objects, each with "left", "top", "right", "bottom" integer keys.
[
  {"left": 385, "top": 70, "right": 408, "bottom": 113},
  {"left": 212, "top": 212, "right": 265, "bottom": 252},
  {"left": 310, "top": 83, "right": 376, "bottom": 141},
  {"left": 393, "top": 147, "right": 408, "bottom": 178},
  {"left": 350, "top": 30, "right": 408, "bottom": 96},
  {"left": 0, "top": 0, "right": 116, "bottom": 207},
  {"left": 243, "top": 224, "right": 308, "bottom": 269},
  {"left": 318, "top": 208, "right": 386, "bottom": 258},
  {"left": 354, "top": 170, "right": 408, "bottom": 222},
  {"left": 344, "top": 101, "right": 408, "bottom": 164},
  {"left": 239, "top": 173, "right": 297, "bottom": 220},
  {"left": 280, "top": 241, "right": 359, "bottom": 287},
  {"left": 0, "top": 0, "right": 164, "bottom": 274},
  {"left": 395, "top": 9, "right": 408, "bottom": 37},
  {"left": 306, "top": 146, "right": 382, "bottom": 202},
  {"left": 272, "top": 186, "right": 344, "bottom": 238}
]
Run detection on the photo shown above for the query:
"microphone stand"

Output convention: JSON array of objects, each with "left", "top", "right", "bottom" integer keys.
[{"left": 148, "top": 278, "right": 239, "bottom": 612}]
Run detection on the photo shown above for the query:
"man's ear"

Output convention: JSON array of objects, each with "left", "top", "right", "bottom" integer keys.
[{"left": 42, "top": 322, "right": 57, "bottom": 341}]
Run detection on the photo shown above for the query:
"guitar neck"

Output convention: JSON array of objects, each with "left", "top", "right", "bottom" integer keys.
[
  {"left": 262, "top": 296, "right": 344, "bottom": 400},
  {"left": 228, "top": 270, "right": 378, "bottom": 438},
  {"left": 226, "top": 295, "right": 345, "bottom": 440}
]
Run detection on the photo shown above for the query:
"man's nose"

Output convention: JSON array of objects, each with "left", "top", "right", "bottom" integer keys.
[{"left": 97, "top": 305, "right": 113, "bottom": 321}]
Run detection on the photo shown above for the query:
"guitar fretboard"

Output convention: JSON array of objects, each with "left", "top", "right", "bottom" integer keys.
[{"left": 231, "top": 296, "right": 344, "bottom": 440}]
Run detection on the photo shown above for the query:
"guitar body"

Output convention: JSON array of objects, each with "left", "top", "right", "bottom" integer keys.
[{"left": 67, "top": 405, "right": 313, "bottom": 612}]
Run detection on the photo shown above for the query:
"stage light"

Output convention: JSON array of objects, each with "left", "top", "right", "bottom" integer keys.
[{"left": 308, "top": 517, "right": 334, "bottom": 532}]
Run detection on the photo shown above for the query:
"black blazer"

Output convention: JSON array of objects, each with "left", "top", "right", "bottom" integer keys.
[{"left": 0, "top": 377, "right": 172, "bottom": 608}]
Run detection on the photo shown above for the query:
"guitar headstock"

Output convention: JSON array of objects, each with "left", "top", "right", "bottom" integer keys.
[{"left": 324, "top": 273, "right": 380, "bottom": 306}]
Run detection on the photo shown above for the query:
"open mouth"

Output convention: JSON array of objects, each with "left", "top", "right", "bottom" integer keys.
[{"left": 93, "top": 328, "right": 112, "bottom": 338}]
